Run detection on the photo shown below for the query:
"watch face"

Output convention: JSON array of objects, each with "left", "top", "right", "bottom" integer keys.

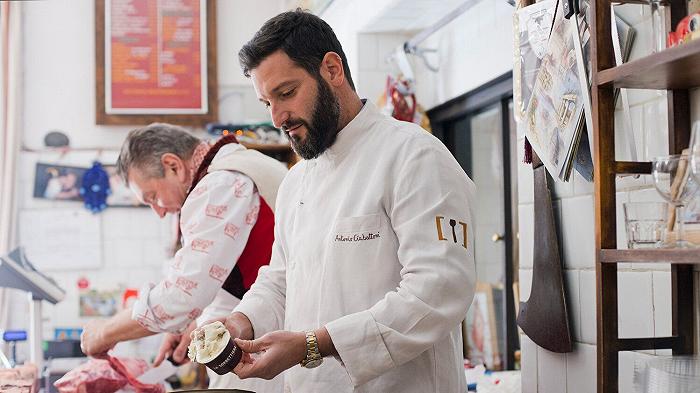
[{"left": 304, "top": 358, "right": 323, "bottom": 369}]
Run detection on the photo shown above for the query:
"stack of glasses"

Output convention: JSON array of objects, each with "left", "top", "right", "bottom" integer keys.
[{"left": 634, "top": 356, "right": 700, "bottom": 393}]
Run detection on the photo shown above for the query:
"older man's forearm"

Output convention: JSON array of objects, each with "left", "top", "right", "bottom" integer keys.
[{"left": 105, "top": 309, "right": 155, "bottom": 344}]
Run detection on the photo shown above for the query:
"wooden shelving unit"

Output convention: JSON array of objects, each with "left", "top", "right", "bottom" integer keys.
[
  {"left": 240, "top": 141, "right": 292, "bottom": 153},
  {"left": 240, "top": 141, "right": 298, "bottom": 168},
  {"left": 590, "top": 1, "right": 697, "bottom": 392}
]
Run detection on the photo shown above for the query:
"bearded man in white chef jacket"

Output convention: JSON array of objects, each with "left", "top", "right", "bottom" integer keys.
[{"left": 225, "top": 9, "right": 477, "bottom": 393}]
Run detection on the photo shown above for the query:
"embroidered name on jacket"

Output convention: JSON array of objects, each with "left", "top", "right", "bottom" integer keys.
[{"left": 335, "top": 232, "right": 381, "bottom": 242}]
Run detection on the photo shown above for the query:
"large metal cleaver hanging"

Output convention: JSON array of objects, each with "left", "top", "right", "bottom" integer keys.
[{"left": 517, "top": 154, "right": 572, "bottom": 353}]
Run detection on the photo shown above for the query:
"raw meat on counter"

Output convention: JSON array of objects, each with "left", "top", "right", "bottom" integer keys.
[
  {"left": 0, "top": 363, "right": 38, "bottom": 393},
  {"left": 54, "top": 356, "right": 164, "bottom": 393}
]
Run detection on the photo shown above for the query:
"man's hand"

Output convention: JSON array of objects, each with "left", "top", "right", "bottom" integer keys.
[
  {"left": 80, "top": 319, "right": 115, "bottom": 357},
  {"left": 224, "top": 312, "right": 254, "bottom": 341},
  {"left": 233, "top": 330, "right": 306, "bottom": 380},
  {"left": 153, "top": 321, "right": 196, "bottom": 366},
  {"left": 80, "top": 309, "right": 155, "bottom": 358}
]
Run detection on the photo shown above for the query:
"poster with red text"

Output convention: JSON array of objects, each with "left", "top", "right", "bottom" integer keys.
[{"left": 105, "top": 0, "right": 207, "bottom": 114}]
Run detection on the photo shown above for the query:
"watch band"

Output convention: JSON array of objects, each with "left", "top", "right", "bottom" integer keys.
[{"left": 300, "top": 330, "right": 323, "bottom": 368}]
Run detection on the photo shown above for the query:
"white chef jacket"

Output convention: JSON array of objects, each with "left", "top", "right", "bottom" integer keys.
[{"left": 235, "top": 101, "right": 477, "bottom": 392}]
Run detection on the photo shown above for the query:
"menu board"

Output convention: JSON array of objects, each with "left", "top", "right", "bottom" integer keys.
[
  {"left": 96, "top": 0, "right": 217, "bottom": 125},
  {"left": 106, "top": 0, "right": 206, "bottom": 114}
]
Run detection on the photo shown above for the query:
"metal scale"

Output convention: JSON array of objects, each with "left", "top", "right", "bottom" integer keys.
[{"left": 0, "top": 247, "right": 65, "bottom": 374}]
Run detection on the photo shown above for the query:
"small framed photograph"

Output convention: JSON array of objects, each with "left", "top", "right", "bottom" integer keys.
[{"left": 33, "top": 163, "right": 87, "bottom": 202}]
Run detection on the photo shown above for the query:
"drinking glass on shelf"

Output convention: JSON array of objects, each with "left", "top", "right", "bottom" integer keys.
[
  {"left": 649, "top": 0, "right": 669, "bottom": 53},
  {"left": 623, "top": 202, "right": 668, "bottom": 249},
  {"left": 652, "top": 154, "right": 699, "bottom": 248},
  {"left": 689, "top": 122, "right": 700, "bottom": 183}
]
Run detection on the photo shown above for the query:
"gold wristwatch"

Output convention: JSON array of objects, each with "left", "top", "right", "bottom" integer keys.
[{"left": 300, "top": 330, "right": 323, "bottom": 369}]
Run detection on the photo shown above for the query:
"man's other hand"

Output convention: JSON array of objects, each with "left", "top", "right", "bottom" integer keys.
[
  {"left": 153, "top": 321, "right": 196, "bottom": 366},
  {"left": 80, "top": 319, "right": 114, "bottom": 357},
  {"left": 233, "top": 330, "right": 306, "bottom": 380}
]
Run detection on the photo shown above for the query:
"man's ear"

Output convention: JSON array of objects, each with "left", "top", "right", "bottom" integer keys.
[
  {"left": 320, "top": 52, "right": 345, "bottom": 88},
  {"left": 161, "top": 153, "right": 186, "bottom": 180}
]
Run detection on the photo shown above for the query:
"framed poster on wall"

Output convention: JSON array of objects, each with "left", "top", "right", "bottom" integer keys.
[{"left": 95, "top": 0, "right": 217, "bottom": 126}]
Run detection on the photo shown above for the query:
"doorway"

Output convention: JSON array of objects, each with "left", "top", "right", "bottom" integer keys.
[{"left": 427, "top": 72, "right": 519, "bottom": 370}]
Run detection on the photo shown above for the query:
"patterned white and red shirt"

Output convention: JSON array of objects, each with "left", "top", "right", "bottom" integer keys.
[{"left": 132, "top": 149, "right": 261, "bottom": 333}]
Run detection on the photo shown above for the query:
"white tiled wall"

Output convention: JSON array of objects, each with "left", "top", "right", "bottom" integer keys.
[
  {"left": 356, "top": 32, "right": 413, "bottom": 102},
  {"left": 414, "top": 1, "right": 516, "bottom": 108},
  {"left": 566, "top": 343, "right": 596, "bottom": 393},
  {"left": 537, "top": 346, "right": 567, "bottom": 393},
  {"left": 618, "top": 272, "right": 655, "bottom": 342},
  {"left": 519, "top": 203, "right": 534, "bottom": 269},
  {"left": 578, "top": 270, "right": 597, "bottom": 346},
  {"left": 564, "top": 270, "right": 582, "bottom": 342},
  {"left": 652, "top": 271, "right": 673, "bottom": 340},
  {"left": 521, "top": 334, "right": 539, "bottom": 393},
  {"left": 517, "top": 3, "right": 700, "bottom": 392},
  {"left": 561, "top": 196, "right": 595, "bottom": 270}
]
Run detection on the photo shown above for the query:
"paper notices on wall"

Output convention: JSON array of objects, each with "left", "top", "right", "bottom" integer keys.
[{"left": 19, "top": 209, "right": 102, "bottom": 271}]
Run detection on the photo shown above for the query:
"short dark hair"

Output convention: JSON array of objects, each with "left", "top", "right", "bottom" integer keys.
[{"left": 239, "top": 9, "right": 355, "bottom": 91}]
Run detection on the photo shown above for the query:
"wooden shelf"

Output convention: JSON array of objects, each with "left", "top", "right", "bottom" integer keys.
[
  {"left": 613, "top": 161, "right": 652, "bottom": 175},
  {"left": 616, "top": 336, "right": 681, "bottom": 351},
  {"left": 596, "top": 38, "right": 700, "bottom": 89},
  {"left": 600, "top": 249, "right": 700, "bottom": 264},
  {"left": 611, "top": 0, "right": 657, "bottom": 4},
  {"left": 241, "top": 141, "right": 298, "bottom": 168},
  {"left": 241, "top": 141, "right": 291, "bottom": 153}
]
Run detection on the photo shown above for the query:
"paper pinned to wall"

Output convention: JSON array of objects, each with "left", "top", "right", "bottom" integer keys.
[{"left": 19, "top": 209, "right": 102, "bottom": 271}]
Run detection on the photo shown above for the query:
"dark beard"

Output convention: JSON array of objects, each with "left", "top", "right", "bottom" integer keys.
[{"left": 282, "top": 78, "right": 340, "bottom": 160}]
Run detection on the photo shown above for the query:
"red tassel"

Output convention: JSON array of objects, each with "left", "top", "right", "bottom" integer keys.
[{"left": 524, "top": 137, "right": 533, "bottom": 164}]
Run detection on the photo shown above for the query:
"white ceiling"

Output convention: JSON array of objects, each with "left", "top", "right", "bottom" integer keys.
[{"left": 360, "top": 0, "right": 478, "bottom": 33}]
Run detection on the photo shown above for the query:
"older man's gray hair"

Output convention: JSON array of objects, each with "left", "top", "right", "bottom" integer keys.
[{"left": 116, "top": 123, "right": 201, "bottom": 186}]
